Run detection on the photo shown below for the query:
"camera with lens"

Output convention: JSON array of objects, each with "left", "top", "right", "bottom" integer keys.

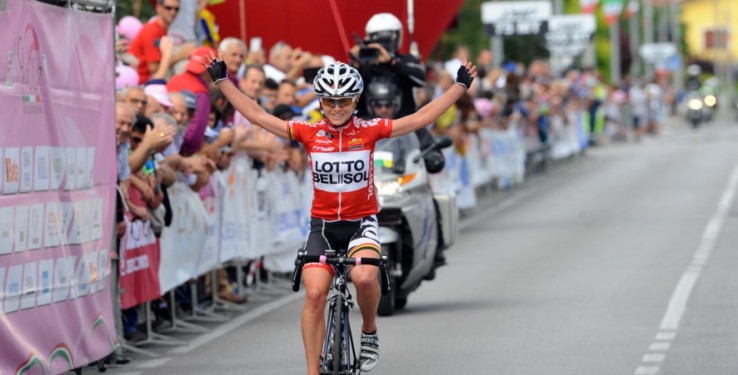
[{"left": 358, "top": 44, "right": 380, "bottom": 65}]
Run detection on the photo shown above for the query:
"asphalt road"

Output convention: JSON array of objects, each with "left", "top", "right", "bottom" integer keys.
[{"left": 98, "top": 112, "right": 738, "bottom": 375}]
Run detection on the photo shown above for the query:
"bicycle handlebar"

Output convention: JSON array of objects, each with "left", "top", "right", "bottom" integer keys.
[{"left": 291, "top": 252, "right": 391, "bottom": 296}]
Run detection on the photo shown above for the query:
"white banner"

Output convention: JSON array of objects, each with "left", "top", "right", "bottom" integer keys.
[
  {"left": 219, "top": 156, "right": 255, "bottom": 261},
  {"left": 198, "top": 174, "right": 221, "bottom": 275},
  {"left": 158, "top": 182, "right": 209, "bottom": 293}
]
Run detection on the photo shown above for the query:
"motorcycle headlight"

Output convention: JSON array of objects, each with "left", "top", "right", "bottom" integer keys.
[
  {"left": 704, "top": 95, "right": 717, "bottom": 107},
  {"left": 377, "top": 173, "right": 418, "bottom": 196},
  {"left": 688, "top": 99, "right": 703, "bottom": 110}
]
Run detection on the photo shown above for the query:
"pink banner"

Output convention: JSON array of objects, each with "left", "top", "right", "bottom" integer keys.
[{"left": 0, "top": 0, "right": 117, "bottom": 373}]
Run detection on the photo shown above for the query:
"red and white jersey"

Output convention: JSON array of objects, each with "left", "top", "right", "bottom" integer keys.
[{"left": 288, "top": 117, "right": 393, "bottom": 221}]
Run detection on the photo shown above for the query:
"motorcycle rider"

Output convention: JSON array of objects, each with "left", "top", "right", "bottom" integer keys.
[
  {"left": 350, "top": 13, "right": 447, "bottom": 266},
  {"left": 366, "top": 77, "right": 449, "bottom": 272}
]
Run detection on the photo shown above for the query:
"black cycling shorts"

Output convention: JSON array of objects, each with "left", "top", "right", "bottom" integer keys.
[{"left": 303, "top": 215, "right": 381, "bottom": 258}]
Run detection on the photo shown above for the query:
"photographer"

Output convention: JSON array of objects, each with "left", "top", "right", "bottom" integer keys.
[
  {"left": 349, "top": 13, "right": 425, "bottom": 119},
  {"left": 349, "top": 13, "right": 443, "bottom": 176}
]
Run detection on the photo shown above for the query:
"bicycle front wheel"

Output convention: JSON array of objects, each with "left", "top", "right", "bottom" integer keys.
[{"left": 331, "top": 293, "right": 344, "bottom": 374}]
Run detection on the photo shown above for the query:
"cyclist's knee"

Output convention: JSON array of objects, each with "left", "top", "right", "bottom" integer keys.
[
  {"left": 352, "top": 268, "right": 379, "bottom": 291},
  {"left": 304, "top": 287, "right": 327, "bottom": 310}
]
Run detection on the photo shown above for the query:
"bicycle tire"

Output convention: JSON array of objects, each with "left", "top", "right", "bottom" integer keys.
[{"left": 332, "top": 293, "right": 344, "bottom": 374}]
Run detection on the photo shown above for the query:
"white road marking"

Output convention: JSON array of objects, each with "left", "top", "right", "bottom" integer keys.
[
  {"left": 654, "top": 332, "right": 676, "bottom": 341},
  {"left": 642, "top": 354, "right": 666, "bottom": 363},
  {"left": 135, "top": 358, "right": 172, "bottom": 368},
  {"left": 634, "top": 162, "right": 738, "bottom": 374},
  {"left": 635, "top": 366, "right": 660, "bottom": 374},
  {"left": 659, "top": 163, "right": 738, "bottom": 331},
  {"left": 648, "top": 342, "right": 671, "bottom": 351}
]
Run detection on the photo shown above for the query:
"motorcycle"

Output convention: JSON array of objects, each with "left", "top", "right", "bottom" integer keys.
[
  {"left": 685, "top": 91, "right": 707, "bottom": 128},
  {"left": 374, "top": 133, "right": 456, "bottom": 316}
]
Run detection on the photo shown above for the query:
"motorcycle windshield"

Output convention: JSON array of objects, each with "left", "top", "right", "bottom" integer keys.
[{"left": 375, "top": 134, "right": 421, "bottom": 175}]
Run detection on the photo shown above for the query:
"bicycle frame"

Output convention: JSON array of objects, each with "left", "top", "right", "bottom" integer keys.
[{"left": 292, "top": 250, "right": 390, "bottom": 375}]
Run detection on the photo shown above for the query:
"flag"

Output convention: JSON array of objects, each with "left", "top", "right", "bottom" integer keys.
[
  {"left": 580, "top": 0, "right": 599, "bottom": 14},
  {"left": 603, "top": 0, "right": 624, "bottom": 26}
]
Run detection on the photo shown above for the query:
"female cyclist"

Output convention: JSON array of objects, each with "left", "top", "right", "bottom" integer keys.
[{"left": 203, "top": 55, "right": 476, "bottom": 375}]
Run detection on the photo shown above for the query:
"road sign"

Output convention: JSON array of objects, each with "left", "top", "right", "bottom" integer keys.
[
  {"left": 544, "top": 14, "right": 596, "bottom": 56},
  {"left": 481, "top": 1, "right": 552, "bottom": 37},
  {"left": 639, "top": 43, "right": 677, "bottom": 65}
]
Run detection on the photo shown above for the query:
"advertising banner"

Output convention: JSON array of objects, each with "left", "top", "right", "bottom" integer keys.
[
  {"left": 118, "top": 214, "right": 160, "bottom": 309},
  {"left": 0, "top": 0, "right": 117, "bottom": 373},
  {"left": 158, "top": 182, "right": 208, "bottom": 293}
]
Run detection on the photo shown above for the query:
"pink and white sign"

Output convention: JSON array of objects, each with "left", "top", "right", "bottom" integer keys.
[{"left": 0, "top": 0, "right": 117, "bottom": 373}]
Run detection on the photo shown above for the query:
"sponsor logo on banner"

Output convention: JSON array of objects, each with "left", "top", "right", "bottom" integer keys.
[
  {"left": 4, "top": 147, "right": 20, "bottom": 194},
  {"left": 312, "top": 150, "right": 370, "bottom": 193},
  {"left": 0, "top": 206, "right": 15, "bottom": 254},
  {"left": 28, "top": 203, "right": 44, "bottom": 250},
  {"left": 34, "top": 146, "right": 50, "bottom": 191},
  {"left": 20, "top": 147, "right": 33, "bottom": 192},
  {"left": 50, "top": 147, "right": 65, "bottom": 190},
  {"left": 44, "top": 202, "right": 62, "bottom": 248},
  {"left": 53, "top": 256, "right": 72, "bottom": 303},
  {"left": 14, "top": 205, "right": 29, "bottom": 252},
  {"left": 20, "top": 262, "right": 37, "bottom": 310},
  {"left": 64, "top": 148, "right": 75, "bottom": 191},
  {"left": 4, "top": 265, "right": 23, "bottom": 313},
  {"left": 86, "top": 147, "right": 95, "bottom": 188},
  {"left": 37, "top": 259, "right": 53, "bottom": 306},
  {"left": 75, "top": 147, "right": 87, "bottom": 190}
]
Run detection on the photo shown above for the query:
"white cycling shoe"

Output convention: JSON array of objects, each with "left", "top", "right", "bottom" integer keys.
[{"left": 359, "top": 332, "right": 379, "bottom": 372}]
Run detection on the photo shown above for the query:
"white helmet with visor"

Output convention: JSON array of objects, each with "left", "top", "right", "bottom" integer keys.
[{"left": 313, "top": 62, "right": 364, "bottom": 98}]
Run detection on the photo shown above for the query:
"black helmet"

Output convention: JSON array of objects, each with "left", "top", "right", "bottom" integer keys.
[{"left": 365, "top": 76, "right": 402, "bottom": 117}]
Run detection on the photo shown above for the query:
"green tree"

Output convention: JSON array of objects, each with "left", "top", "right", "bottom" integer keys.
[{"left": 115, "top": 0, "right": 154, "bottom": 24}]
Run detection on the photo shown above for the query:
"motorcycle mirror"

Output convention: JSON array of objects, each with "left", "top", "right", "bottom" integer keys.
[
  {"left": 435, "top": 136, "right": 453, "bottom": 149},
  {"left": 413, "top": 136, "right": 454, "bottom": 163}
]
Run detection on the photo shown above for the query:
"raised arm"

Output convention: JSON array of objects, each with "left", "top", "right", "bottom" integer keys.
[
  {"left": 391, "top": 61, "right": 477, "bottom": 138},
  {"left": 203, "top": 54, "right": 290, "bottom": 139}
]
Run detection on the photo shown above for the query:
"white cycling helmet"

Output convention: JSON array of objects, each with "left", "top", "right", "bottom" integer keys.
[
  {"left": 365, "top": 13, "right": 403, "bottom": 53},
  {"left": 313, "top": 62, "right": 364, "bottom": 98}
]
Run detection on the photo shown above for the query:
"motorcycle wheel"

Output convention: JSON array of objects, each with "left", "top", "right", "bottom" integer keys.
[
  {"left": 378, "top": 246, "right": 397, "bottom": 317},
  {"left": 395, "top": 297, "right": 408, "bottom": 310}
]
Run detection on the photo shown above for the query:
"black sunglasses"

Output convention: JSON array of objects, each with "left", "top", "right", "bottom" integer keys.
[{"left": 163, "top": 5, "right": 179, "bottom": 12}]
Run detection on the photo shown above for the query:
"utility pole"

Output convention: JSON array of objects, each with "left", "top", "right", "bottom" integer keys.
[
  {"left": 713, "top": 0, "right": 721, "bottom": 96},
  {"left": 658, "top": 1, "right": 669, "bottom": 43},
  {"left": 643, "top": 0, "right": 654, "bottom": 78},
  {"left": 629, "top": 1, "right": 641, "bottom": 77},
  {"left": 670, "top": 0, "right": 683, "bottom": 91},
  {"left": 553, "top": 0, "right": 563, "bottom": 15},
  {"left": 611, "top": 21, "right": 622, "bottom": 84}
]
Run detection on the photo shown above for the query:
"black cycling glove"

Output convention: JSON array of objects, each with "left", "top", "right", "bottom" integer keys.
[
  {"left": 456, "top": 65, "right": 474, "bottom": 90},
  {"left": 207, "top": 59, "right": 228, "bottom": 84}
]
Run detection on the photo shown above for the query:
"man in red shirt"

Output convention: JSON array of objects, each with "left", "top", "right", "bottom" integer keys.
[
  {"left": 167, "top": 46, "right": 215, "bottom": 155},
  {"left": 128, "top": 0, "right": 192, "bottom": 84}
]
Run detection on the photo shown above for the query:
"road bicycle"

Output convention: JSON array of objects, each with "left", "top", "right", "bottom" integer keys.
[{"left": 292, "top": 249, "right": 390, "bottom": 375}]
